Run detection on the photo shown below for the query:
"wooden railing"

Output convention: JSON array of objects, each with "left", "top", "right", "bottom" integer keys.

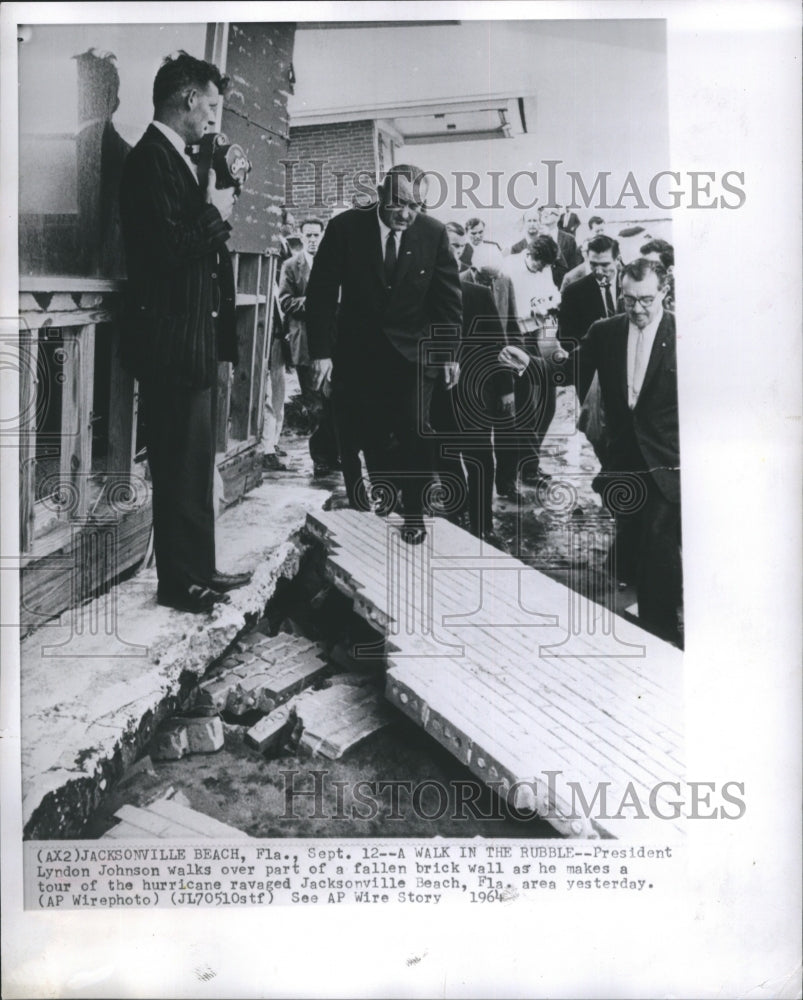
[{"left": 18, "top": 250, "right": 279, "bottom": 630}]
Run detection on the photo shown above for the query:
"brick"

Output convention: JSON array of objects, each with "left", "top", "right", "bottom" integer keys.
[
  {"left": 182, "top": 715, "right": 224, "bottom": 754},
  {"left": 294, "top": 684, "right": 391, "bottom": 759},
  {"left": 245, "top": 703, "right": 294, "bottom": 753},
  {"left": 198, "top": 674, "right": 242, "bottom": 711},
  {"left": 152, "top": 722, "right": 189, "bottom": 761},
  {"left": 219, "top": 635, "right": 329, "bottom": 713}
]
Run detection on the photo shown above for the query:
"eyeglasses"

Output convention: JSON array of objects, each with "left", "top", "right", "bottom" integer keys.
[{"left": 622, "top": 294, "right": 657, "bottom": 308}]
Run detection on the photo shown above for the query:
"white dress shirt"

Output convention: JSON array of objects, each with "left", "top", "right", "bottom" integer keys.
[
  {"left": 152, "top": 120, "right": 198, "bottom": 182},
  {"left": 598, "top": 279, "right": 618, "bottom": 315},
  {"left": 376, "top": 207, "right": 402, "bottom": 258},
  {"left": 627, "top": 307, "right": 663, "bottom": 408},
  {"left": 506, "top": 253, "right": 560, "bottom": 330}
]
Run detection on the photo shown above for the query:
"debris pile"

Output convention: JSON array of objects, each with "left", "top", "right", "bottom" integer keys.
[{"left": 150, "top": 628, "right": 391, "bottom": 765}]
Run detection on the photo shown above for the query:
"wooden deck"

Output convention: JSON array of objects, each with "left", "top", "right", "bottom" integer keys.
[{"left": 306, "top": 509, "right": 684, "bottom": 839}]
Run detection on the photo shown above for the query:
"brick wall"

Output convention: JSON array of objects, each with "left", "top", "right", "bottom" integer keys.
[
  {"left": 222, "top": 22, "right": 296, "bottom": 254},
  {"left": 285, "top": 120, "right": 380, "bottom": 221}
]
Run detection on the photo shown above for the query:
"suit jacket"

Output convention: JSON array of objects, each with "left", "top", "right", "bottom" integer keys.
[
  {"left": 119, "top": 124, "right": 236, "bottom": 388},
  {"left": 277, "top": 234, "right": 302, "bottom": 264},
  {"left": 557, "top": 230, "right": 583, "bottom": 270},
  {"left": 573, "top": 311, "right": 680, "bottom": 502},
  {"left": 561, "top": 260, "right": 589, "bottom": 291},
  {"left": 305, "top": 207, "right": 462, "bottom": 376},
  {"left": 558, "top": 210, "right": 581, "bottom": 235},
  {"left": 466, "top": 268, "right": 519, "bottom": 332},
  {"left": 558, "top": 271, "right": 622, "bottom": 348},
  {"left": 278, "top": 251, "right": 312, "bottom": 366},
  {"left": 458, "top": 274, "right": 514, "bottom": 401}
]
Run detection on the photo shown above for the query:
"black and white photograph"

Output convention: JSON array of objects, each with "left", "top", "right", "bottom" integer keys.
[{"left": 1, "top": 2, "right": 800, "bottom": 998}]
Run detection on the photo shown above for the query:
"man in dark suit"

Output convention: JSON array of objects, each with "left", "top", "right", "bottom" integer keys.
[
  {"left": 558, "top": 236, "right": 622, "bottom": 347},
  {"left": 277, "top": 217, "right": 339, "bottom": 475},
  {"left": 497, "top": 235, "right": 563, "bottom": 496},
  {"left": 119, "top": 52, "right": 250, "bottom": 613},
  {"left": 460, "top": 217, "right": 503, "bottom": 267},
  {"left": 445, "top": 221, "right": 471, "bottom": 273},
  {"left": 305, "top": 164, "right": 462, "bottom": 544},
  {"left": 558, "top": 207, "right": 581, "bottom": 236},
  {"left": 557, "top": 259, "right": 682, "bottom": 645},
  {"left": 431, "top": 224, "right": 514, "bottom": 542},
  {"left": 558, "top": 235, "right": 623, "bottom": 469}
]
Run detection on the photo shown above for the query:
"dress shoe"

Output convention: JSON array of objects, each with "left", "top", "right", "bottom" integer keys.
[
  {"left": 275, "top": 446, "right": 288, "bottom": 457},
  {"left": 313, "top": 462, "right": 335, "bottom": 478},
  {"left": 208, "top": 570, "right": 252, "bottom": 592},
  {"left": 262, "top": 453, "right": 288, "bottom": 471},
  {"left": 157, "top": 584, "right": 230, "bottom": 613},
  {"left": 399, "top": 521, "right": 427, "bottom": 545}
]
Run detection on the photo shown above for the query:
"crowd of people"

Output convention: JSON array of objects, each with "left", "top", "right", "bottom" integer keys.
[
  {"left": 266, "top": 174, "right": 681, "bottom": 645},
  {"left": 119, "top": 52, "right": 681, "bottom": 647}
]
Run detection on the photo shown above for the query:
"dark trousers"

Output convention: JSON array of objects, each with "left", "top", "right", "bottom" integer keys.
[
  {"left": 297, "top": 364, "right": 339, "bottom": 467},
  {"left": 613, "top": 474, "right": 683, "bottom": 644},
  {"left": 430, "top": 381, "right": 494, "bottom": 536},
  {"left": 140, "top": 377, "right": 216, "bottom": 591},
  {"left": 495, "top": 352, "right": 553, "bottom": 488},
  {"left": 333, "top": 343, "right": 436, "bottom": 521}
]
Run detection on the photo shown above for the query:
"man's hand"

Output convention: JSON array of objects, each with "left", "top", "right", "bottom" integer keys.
[
  {"left": 498, "top": 392, "right": 515, "bottom": 417},
  {"left": 444, "top": 361, "right": 460, "bottom": 390},
  {"left": 552, "top": 347, "right": 570, "bottom": 363},
  {"left": 206, "top": 169, "right": 235, "bottom": 221},
  {"left": 311, "top": 357, "right": 333, "bottom": 391},
  {"left": 498, "top": 345, "right": 530, "bottom": 374}
]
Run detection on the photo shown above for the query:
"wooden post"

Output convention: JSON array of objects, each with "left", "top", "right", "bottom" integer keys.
[
  {"left": 245, "top": 254, "right": 262, "bottom": 439},
  {"left": 107, "top": 317, "right": 136, "bottom": 477},
  {"left": 59, "top": 325, "right": 95, "bottom": 520},
  {"left": 19, "top": 327, "right": 39, "bottom": 551},
  {"left": 257, "top": 253, "right": 278, "bottom": 443},
  {"left": 216, "top": 253, "right": 238, "bottom": 453}
]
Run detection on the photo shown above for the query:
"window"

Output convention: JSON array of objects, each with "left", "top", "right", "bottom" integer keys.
[{"left": 18, "top": 23, "right": 207, "bottom": 278}]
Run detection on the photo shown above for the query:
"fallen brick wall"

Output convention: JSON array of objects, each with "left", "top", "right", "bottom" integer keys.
[{"left": 22, "top": 533, "right": 311, "bottom": 840}]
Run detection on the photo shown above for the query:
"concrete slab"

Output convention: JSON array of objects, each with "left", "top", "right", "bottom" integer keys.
[
  {"left": 21, "top": 437, "right": 333, "bottom": 838},
  {"left": 104, "top": 797, "right": 247, "bottom": 839},
  {"left": 307, "top": 508, "right": 684, "bottom": 839}
]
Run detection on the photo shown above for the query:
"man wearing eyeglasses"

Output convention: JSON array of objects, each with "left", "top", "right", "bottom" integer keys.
[
  {"left": 305, "top": 164, "right": 462, "bottom": 545},
  {"left": 549, "top": 258, "right": 682, "bottom": 646}
]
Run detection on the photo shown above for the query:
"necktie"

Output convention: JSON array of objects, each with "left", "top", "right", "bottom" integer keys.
[
  {"left": 630, "top": 328, "right": 646, "bottom": 408},
  {"left": 604, "top": 283, "right": 615, "bottom": 317},
  {"left": 384, "top": 231, "right": 397, "bottom": 288}
]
